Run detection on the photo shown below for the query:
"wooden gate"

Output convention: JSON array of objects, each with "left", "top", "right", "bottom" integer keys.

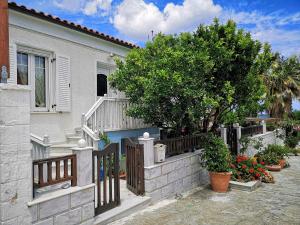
[
  {"left": 123, "top": 138, "right": 145, "bottom": 195},
  {"left": 227, "top": 125, "right": 238, "bottom": 155},
  {"left": 92, "top": 143, "right": 120, "bottom": 216}
]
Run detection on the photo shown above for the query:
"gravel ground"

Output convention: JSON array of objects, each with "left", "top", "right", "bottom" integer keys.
[{"left": 110, "top": 156, "right": 300, "bottom": 225}]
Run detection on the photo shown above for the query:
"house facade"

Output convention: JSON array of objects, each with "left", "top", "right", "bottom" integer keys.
[{"left": 6, "top": 2, "right": 159, "bottom": 153}]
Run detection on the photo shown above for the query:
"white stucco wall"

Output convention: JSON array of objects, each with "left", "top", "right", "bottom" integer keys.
[
  {"left": 8, "top": 10, "right": 131, "bottom": 142},
  {"left": 245, "top": 129, "right": 285, "bottom": 157}
]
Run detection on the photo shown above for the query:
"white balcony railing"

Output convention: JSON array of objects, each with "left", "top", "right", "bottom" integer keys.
[{"left": 82, "top": 95, "right": 148, "bottom": 149}]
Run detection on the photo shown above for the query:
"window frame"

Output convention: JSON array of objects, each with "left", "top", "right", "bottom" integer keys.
[{"left": 17, "top": 46, "right": 53, "bottom": 112}]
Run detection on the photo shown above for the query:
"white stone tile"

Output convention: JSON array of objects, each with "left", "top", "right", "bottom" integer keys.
[
  {"left": 144, "top": 166, "right": 161, "bottom": 180},
  {"left": 148, "top": 189, "right": 162, "bottom": 203},
  {"left": 0, "top": 197, "right": 29, "bottom": 221},
  {"left": 70, "top": 188, "right": 94, "bottom": 208},
  {"left": 54, "top": 207, "right": 81, "bottom": 225},
  {"left": 0, "top": 163, "right": 18, "bottom": 183},
  {"left": 81, "top": 202, "right": 94, "bottom": 222},
  {"left": 0, "top": 106, "right": 30, "bottom": 126},
  {"left": 161, "top": 162, "right": 175, "bottom": 175},
  {"left": 155, "top": 174, "right": 168, "bottom": 189},
  {"left": 0, "top": 218, "right": 18, "bottom": 225},
  {"left": 161, "top": 183, "right": 175, "bottom": 198},
  {"left": 80, "top": 218, "right": 94, "bottom": 225},
  {"left": 29, "top": 205, "right": 38, "bottom": 223},
  {"left": 39, "top": 195, "right": 69, "bottom": 219},
  {"left": 33, "top": 218, "right": 53, "bottom": 225}
]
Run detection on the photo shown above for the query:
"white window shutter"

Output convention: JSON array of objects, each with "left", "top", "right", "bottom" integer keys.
[
  {"left": 56, "top": 55, "right": 71, "bottom": 112},
  {"left": 8, "top": 44, "right": 17, "bottom": 84}
]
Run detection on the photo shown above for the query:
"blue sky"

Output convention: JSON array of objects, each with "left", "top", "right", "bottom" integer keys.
[{"left": 10, "top": 0, "right": 300, "bottom": 108}]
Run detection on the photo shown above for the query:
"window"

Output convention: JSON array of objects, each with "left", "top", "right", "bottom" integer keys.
[
  {"left": 97, "top": 74, "right": 107, "bottom": 96},
  {"left": 17, "top": 49, "right": 50, "bottom": 111},
  {"left": 35, "top": 56, "right": 46, "bottom": 108},
  {"left": 17, "top": 52, "right": 28, "bottom": 85}
]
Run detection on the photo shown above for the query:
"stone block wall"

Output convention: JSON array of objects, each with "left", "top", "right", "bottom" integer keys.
[
  {"left": 0, "top": 84, "right": 33, "bottom": 225},
  {"left": 28, "top": 185, "right": 95, "bottom": 225},
  {"left": 245, "top": 129, "right": 285, "bottom": 157},
  {"left": 144, "top": 150, "right": 208, "bottom": 202}
]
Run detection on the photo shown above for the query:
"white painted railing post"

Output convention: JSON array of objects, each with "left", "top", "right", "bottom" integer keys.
[
  {"left": 233, "top": 123, "right": 242, "bottom": 154},
  {"left": 220, "top": 125, "right": 227, "bottom": 144},
  {"left": 261, "top": 120, "right": 267, "bottom": 134},
  {"left": 81, "top": 113, "right": 86, "bottom": 127},
  {"left": 43, "top": 135, "right": 50, "bottom": 158},
  {"left": 138, "top": 132, "right": 155, "bottom": 167},
  {"left": 72, "top": 139, "right": 93, "bottom": 187}
]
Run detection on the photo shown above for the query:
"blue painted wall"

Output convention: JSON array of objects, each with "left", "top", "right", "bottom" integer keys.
[{"left": 98, "top": 127, "right": 160, "bottom": 155}]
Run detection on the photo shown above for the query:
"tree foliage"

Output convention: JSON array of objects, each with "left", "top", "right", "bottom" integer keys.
[
  {"left": 263, "top": 54, "right": 300, "bottom": 118},
  {"left": 109, "top": 19, "right": 273, "bottom": 134}
]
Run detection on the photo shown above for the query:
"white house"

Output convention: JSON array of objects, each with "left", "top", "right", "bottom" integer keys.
[{"left": 6, "top": 2, "right": 159, "bottom": 156}]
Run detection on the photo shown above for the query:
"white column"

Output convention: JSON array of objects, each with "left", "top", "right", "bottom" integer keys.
[
  {"left": 0, "top": 84, "right": 32, "bottom": 224},
  {"left": 138, "top": 132, "right": 155, "bottom": 167},
  {"left": 261, "top": 120, "right": 267, "bottom": 134},
  {"left": 233, "top": 123, "right": 242, "bottom": 154},
  {"left": 220, "top": 125, "right": 227, "bottom": 144},
  {"left": 71, "top": 140, "right": 93, "bottom": 187}
]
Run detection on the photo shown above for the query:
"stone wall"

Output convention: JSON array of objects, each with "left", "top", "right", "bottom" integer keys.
[
  {"left": 245, "top": 129, "right": 285, "bottom": 157},
  {"left": 144, "top": 150, "right": 208, "bottom": 202},
  {"left": 28, "top": 185, "right": 95, "bottom": 225},
  {"left": 0, "top": 84, "right": 33, "bottom": 225}
]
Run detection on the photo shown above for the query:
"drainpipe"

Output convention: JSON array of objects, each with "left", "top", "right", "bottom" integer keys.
[{"left": 0, "top": 0, "right": 9, "bottom": 83}]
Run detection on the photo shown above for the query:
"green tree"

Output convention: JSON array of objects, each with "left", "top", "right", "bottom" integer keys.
[
  {"left": 109, "top": 19, "right": 272, "bottom": 134},
  {"left": 264, "top": 54, "right": 300, "bottom": 118},
  {"left": 195, "top": 19, "right": 272, "bottom": 130},
  {"left": 110, "top": 32, "right": 215, "bottom": 135}
]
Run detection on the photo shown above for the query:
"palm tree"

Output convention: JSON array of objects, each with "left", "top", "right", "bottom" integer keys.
[{"left": 264, "top": 54, "right": 300, "bottom": 118}]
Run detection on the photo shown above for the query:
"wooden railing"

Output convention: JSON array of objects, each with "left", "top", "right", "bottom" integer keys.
[
  {"left": 241, "top": 125, "right": 263, "bottom": 137},
  {"left": 31, "top": 133, "right": 51, "bottom": 160},
  {"left": 82, "top": 96, "right": 148, "bottom": 149},
  {"left": 154, "top": 134, "right": 207, "bottom": 157},
  {"left": 32, "top": 154, "right": 77, "bottom": 197}
]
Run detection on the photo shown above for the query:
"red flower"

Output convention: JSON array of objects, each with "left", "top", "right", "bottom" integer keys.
[
  {"left": 255, "top": 173, "right": 261, "bottom": 178},
  {"left": 249, "top": 168, "right": 254, "bottom": 173},
  {"left": 260, "top": 161, "right": 265, "bottom": 165},
  {"left": 242, "top": 164, "right": 247, "bottom": 169},
  {"left": 252, "top": 161, "right": 258, "bottom": 166},
  {"left": 258, "top": 167, "right": 263, "bottom": 172}
]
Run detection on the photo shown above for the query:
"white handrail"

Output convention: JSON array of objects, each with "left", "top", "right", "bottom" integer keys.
[
  {"left": 30, "top": 133, "right": 51, "bottom": 160},
  {"left": 82, "top": 95, "right": 148, "bottom": 149}
]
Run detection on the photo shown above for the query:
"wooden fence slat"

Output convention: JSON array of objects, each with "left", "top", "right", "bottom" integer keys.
[{"left": 33, "top": 154, "right": 77, "bottom": 198}]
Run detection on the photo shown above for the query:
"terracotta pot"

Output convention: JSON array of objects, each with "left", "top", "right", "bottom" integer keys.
[
  {"left": 209, "top": 172, "right": 231, "bottom": 193},
  {"left": 266, "top": 165, "right": 281, "bottom": 171},
  {"left": 279, "top": 159, "right": 286, "bottom": 169},
  {"left": 119, "top": 173, "right": 126, "bottom": 180}
]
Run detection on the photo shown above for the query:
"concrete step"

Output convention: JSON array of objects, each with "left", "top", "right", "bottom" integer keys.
[
  {"left": 66, "top": 136, "right": 82, "bottom": 144},
  {"left": 94, "top": 195, "right": 151, "bottom": 225},
  {"left": 50, "top": 143, "right": 76, "bottom": 155},
  {"left": 74, "top": 127, "right": 82, "bottom": 136}
]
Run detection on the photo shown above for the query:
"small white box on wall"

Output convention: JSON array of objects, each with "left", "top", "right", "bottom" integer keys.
[{"left": 154, "top": 144, "right": 166, "bottom": 163}]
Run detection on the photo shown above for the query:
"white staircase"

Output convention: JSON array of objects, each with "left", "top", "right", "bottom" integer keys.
[
  {"left": 82, "top": 95, "right": 149, "bottom": 150},
  {"left": 49, "top": 127, "right": 82, "bottom": 156}
]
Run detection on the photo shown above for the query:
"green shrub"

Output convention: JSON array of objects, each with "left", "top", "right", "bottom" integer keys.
[
  {"left": 256, "top": 151, "right": 280, "bottom": 165},
  {"left": 264, "top": 144, "right": 289, "bottom": 159},
  {"left": 285, "top": 135, "right": 298, "bottom": 149},
  {"left": 201, "top": 134, "right": 232, "bottom": 172}
]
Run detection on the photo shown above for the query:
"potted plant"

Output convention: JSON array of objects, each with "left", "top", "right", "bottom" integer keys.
[
  {"left": 264, "top": 145, "right": 289, "bottom": 169},
  {"left": 201, "top": 134, "right": 232, "bottom": 192},
  {"left": 119, "top": 154, "right": 126, "bottom": 180},
  {"left": 257, "top": 151, "right": 281, "bottom": 171}
]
